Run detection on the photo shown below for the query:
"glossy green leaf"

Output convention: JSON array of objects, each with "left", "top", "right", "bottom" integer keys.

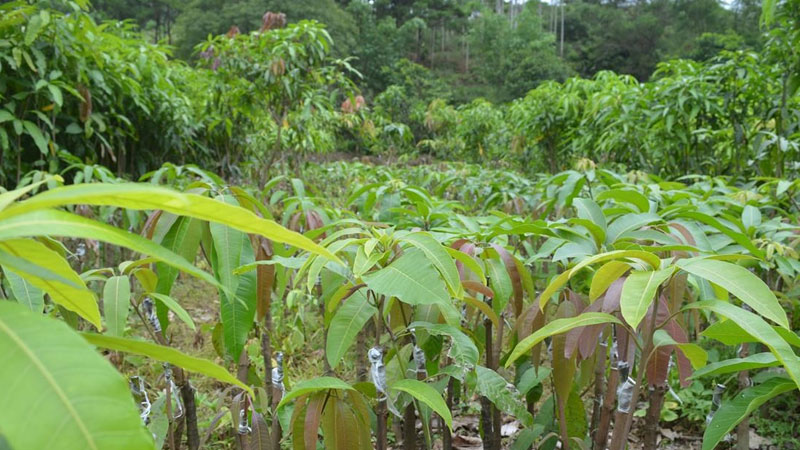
[
  {"left": 363, "top": 249, "right": 450, "bottom": 307},
  {"left": 401, "top": 232, "right": 464, "bottom": 298},
  {"left": 573, "top": 198, "right": 607, "bottom": 230},
  {"left": 0, "top": 238, "right": 100, "bottom": 328},
  {"left": 278, "top": 377, "right": 354, "bottom": 409},
  {"left": 474, "top": 366, "right": 533, "bottom": 427},
  {"left": 589, "top": 260, "right": 630, "bottom": 301},
  {"left": 0, "top": 209, "right": 222, "bottom": 293},
  {"left": 5, "top": 268, "right": 44, "bottom": 312},
  {"left": 103, "top": 275, "right": 130, "bottom": 337},
  {"left": 148, "top": 293, "right": 196, "bottom": 331},
  {"left": 327, "top": 289, "right": 376, "bottom": 369},
  {"left": 392, "top": 379, "right": 453, "bottom": 430},
  {"left": 685, "top": 300, "right": 800, "bottom": 389},
  {"left": 677, "top": 258, "right": 788, "bottom": 329},
  {"left": 701, "top": 319, "right": 800, "bottom": 347},
  {"left": 81, "top": 333, "right": 253, "bottom": 397},
  {"left": 702, "top": 377, "right": 796, "bottom": 450},
  {"left": 678, "top": 211, "right": 763, "bottom": 258},
  {"left": 620, "top": 267, "right": 675, "bottom": 329},
  {"left": 5, "top": 183, "right": 341, "bottom": 263},
  {"left": 691, "top": 353, "right": 779, "bottom": 379},
  {"left": 0, "top": 302, "right": 152, "bottom": 450},
  {"left": 210, "top": 221, "right": 257, "bottom": 360},
  {"left": 596, "top": 189, "right": 650, "bottom": 213}
]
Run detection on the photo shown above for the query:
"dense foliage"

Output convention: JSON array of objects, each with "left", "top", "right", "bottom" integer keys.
[{"left": 2, "top": 1, "right": 800, "bottom": 450}]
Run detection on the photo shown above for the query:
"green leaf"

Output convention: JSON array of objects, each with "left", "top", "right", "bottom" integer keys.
[
  {"left": 0, "top": 176, "right": 60, "bottom": 212},
  {"left": 684, "top": 300, "right": 800, "bottom": 389},
  {"left": 566, "top": 386, "right": 587, "bottom": 439},
  {"left": 652, "top": 329, "right": 707, "bottom": 369},
  {"left": 278, "top": 377, "right": 354, "bottom": 409},
  {"left": 327, "top": 289, "right": 376, "bottom": 369},
  {"left": 691, "top": 353, "right": 779, "bottom": 379},
  {"left": 678, "top": 211, "right": 763, "bottom": 258},
  {"left": 596, "top": 189, "right": 650, "bottom": 213},
  {"left": 677, "top": 258, "right": 788, "bottom": 329},
  {"left": 506, "top": 313, "right": 621, "bottom": 368},
  {"left": 539, "top": 250, "right": 661, "bottom": 309},
  {"left": 5, "top": 268, "right": 44, "bottom": 312},
  {"left": 148, "top": 293, "right": 196, "bottom": 331},
  {"left": 487, "top": 257, "right": 513, "bottom": 314},
  {"left": 702, "top": 377, "right": 796, "bottom": 450},
  {"left": 81, "top": 333, "right": 253, "bottom": 398},
  {"left": 474, "top": 366, "right": 533, "bottom": 427},
  {"left": 211, "top": 221, "right": 257, "bottom": 360},
  {"left": 401, "top": 232, "right": 464, "bottom": 298},
  {"left": 24, "top": 14, "right": 46, "bottom": 45},
  {"left": 5, "top": 183, "right": 341, "bottom": 264},
  {"left": 573, "top": 198, "right": 606, "bottom": 230},
  {"left": 392, "top": 379, "right": 453, "bottom": 430},
  {"left": 0, "top": 302, "right": 153, "bottom": 450},
  {"left": 606, "top": 213, "right": 661, "bottom": 244},
  {"left": 0, "top": 238, "right": 101, "bottom": 328},
  {"left": 0, "top": 209, "right": 223, "bottom": 294},
  {"left": 408, "top": 321, "right": 479, "bottom": 369},
  {"left": 701, "top": 319, "right": 800, "bottom": 347},
  {"left": 445, "top": 246, "right": 485, "bottom": 283},
  {"left": 103, "top": 275, "right": 130, "bottom": 337},
  {"left": 154, "top": 216, "right": 202, "bottom": 303},
  {"left": 620, "top": 267, "right": 675, "bottom": 329},
  {"left": 741, "top": 205, "right": 761, "bottom": 231},
  {"left": 363, "top": 249, "right": 450, "bottom": 307},
  {"left": 47, "top": 84, "right": 63, "bottom": 107},
  {"left": 589, "top": 260, "right": 630, "bottom": 301},
  {"left": 22, "top": 120, "right": 48, "bottom": 154},
  {"left": 0, "top": 110, "right": 13, "bottom": 123}
]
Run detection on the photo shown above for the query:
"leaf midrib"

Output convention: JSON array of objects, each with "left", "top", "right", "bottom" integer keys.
[{"left": 0, "top": 317, "right": 97, "bottom": 450}]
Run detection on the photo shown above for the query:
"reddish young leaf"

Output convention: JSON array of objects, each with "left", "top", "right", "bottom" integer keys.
[
  {"left": 304, "top": 393, "right": 326, "bottom": 450},
  {"left": 255, "top": 239, "right": 274, "bottom": 321}
]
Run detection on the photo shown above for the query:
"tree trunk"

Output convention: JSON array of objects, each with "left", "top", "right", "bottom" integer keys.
[
  {"left": 643, "top": 384, "right": 668, "bottom": 450},
  {"left": 737, "top": 343, "right": 750, "bottom": 450}
]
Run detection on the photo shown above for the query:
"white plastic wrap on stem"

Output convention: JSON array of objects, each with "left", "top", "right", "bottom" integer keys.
[
  {"left": 143, "top": 296, "right": 161, "bottom": 333},
  {"left": 616, "top": 377, "right": 637, "bottom": 413},
  {"left": 705, "top": 383, "right": 726, "bottom": 425},
  {"left": 413, "top": 345, "right": 427, "bottom": 376},
  {"left": 369, "top": 347, "right": 388, "bottom": 399},
  {"left": 272, "top": 351, "right": 285, "bottom": 400}
]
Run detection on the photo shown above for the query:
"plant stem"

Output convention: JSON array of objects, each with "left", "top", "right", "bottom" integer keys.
[
  {"left": 737, "top": 343, "right": 750, "bottom": 450},
  {"left": 443, "top": 376, "right": 454, "bottom": 450},
  {"left": 642, "top": 384, "right": 667, "bottom": 450},
  {"left": 481, "top": 311, "right": 500, "bottom": 450},
  {"left": 375, "top": 294, "right": 388, "bottom": 450},
  {"left": 609, "top": 293, "right": 661, "bottom": 450},
  {"left": 589, "top": 330, "right": 607, "bottom": 446}
]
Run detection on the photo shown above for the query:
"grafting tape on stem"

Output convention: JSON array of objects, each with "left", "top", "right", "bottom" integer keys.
[
  {"left": 163, "top": 363, "right": 184, "bottom": 420},
  {"left": 272, "top": 351, "right": 285, "bottom": 400},
  {"left": 237, "top": 395, "right": 252, "bottom": 435},
  {"left": 413, "top": 345, "right": 427, "bottom": 376},
  {"left": 616, "top": 376, "right": 636, "bottom": 413},
  {"left": 368, "top": 346, "right": 388, "bottom": 400},
  {"left": 705, "top": 383, "right": 726, "bottom": 424},
  {"left": 143, "top": 296, "right": 161, "bottom": 333},
  {"left": 129, "top": 376, "right": 151, "bottom": 425}
]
